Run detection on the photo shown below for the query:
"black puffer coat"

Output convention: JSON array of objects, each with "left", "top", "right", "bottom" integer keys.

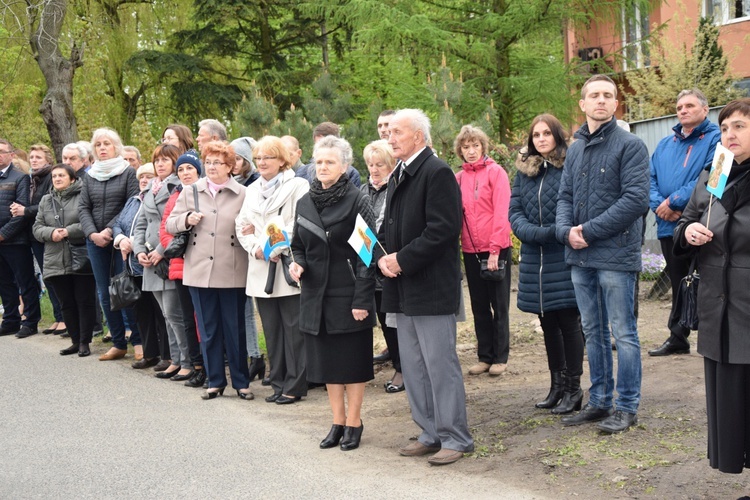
[
  {"left": 510, "top": 148, "right": 577, "bottom": 315},
  {"left": 78, "top": 168, "right": 139, "bottom": 237},
  {"left": 0, "top": 164, "right": 30, "bottom": 245}
]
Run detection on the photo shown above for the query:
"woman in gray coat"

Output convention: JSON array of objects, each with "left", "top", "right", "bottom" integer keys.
[
  {"left": 33, "top": 164, "right": 96, "bottom": 357},
  {"left": 134, "top": 144, "right": 193, "bottom": 381}
]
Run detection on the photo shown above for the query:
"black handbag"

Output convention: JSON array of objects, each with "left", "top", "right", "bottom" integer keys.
[
  {"left": 109, "top": 267, "right": 141, "bottom": 311},
  {"left": 461, "top": 208, "right": 507, "bottom": 282},
  {"left": 163, "top": 184, "right": 199, "bottom": 259},
  {"left": 676, "top": 258, "right": 699, "bottom": 330},
  {"left": 50, "top": 195, "right": 92, "bottom": 274}
]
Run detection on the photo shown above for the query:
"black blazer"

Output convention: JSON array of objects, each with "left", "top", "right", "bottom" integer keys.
[
  {"left": 292, "top": 182, "right": 376, "bottom": 335},
  {"left": 378, "top": 148, "right": 463, "bottom": 316}
]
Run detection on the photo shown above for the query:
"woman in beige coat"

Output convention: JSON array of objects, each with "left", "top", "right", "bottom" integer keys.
[
  {"left": 166, "top": 140, "right": 253, "bottom": 400},
  {"left": 236, "top": 136, "right": 309, "bottom": 404}
]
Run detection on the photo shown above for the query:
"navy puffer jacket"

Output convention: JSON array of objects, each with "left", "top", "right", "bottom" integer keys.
[{"left": 510, "top": 148, "right": 577, "bottom": 314}]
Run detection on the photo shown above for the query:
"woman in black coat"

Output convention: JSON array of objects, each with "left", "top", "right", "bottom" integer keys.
[
  {"left": 510, "top": 114, "right": 583, "bottom": 414},
  {"left": 289, "top": 135, "right": 376, "bottom": 452},
  {"left": 674, "top": 97, "right": 750, "bottom": 474}
]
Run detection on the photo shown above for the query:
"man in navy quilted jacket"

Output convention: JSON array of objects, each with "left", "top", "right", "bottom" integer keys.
[
  {"left": 556, "top": 75, "right": 650, "bottom": 434},
  {"left": 0, "top": 138, "right": 41, "bottom": 338}
]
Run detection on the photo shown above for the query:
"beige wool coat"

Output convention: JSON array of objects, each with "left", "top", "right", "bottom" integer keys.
[
  {"left": 235, "top": 169, "right": 309, "bottom": 298},
  {"left": 166, "top": 177, "right": 248, "bottom": 289}
]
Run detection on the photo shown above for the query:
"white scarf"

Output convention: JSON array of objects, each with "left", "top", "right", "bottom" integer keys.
[{"left": 87, "top": 156, "right": 130, "bottom": 182}]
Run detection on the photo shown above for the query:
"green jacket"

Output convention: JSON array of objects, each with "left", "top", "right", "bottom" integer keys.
[{"left": 32, "top": 180, "right": 88, "bottom": 278}]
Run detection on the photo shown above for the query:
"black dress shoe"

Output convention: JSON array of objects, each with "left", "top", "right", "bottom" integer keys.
[
  {"left": 261, "top": 377, "right": 271, "bottom": 386},
  {"left": 275, "top": 395, "right": 301, "bottom": 405},
  {"left": 340, "top": 422, "right": 364, "bottom": 451},
  {"left": 0, "top": 325, "right": 20, "bottom": 337},
  {"left": 15, "top": 326, "right": 37, "bottom": 339},
  {"left": 373, "top": 350, "right": 391, "bottom": 364},
  {"left": 153, "top": 359, "right": 171, "bottom": 372},
  {"left": 560, "top": 404, "right": 614, "bottom": 426},
  {"left": 60, "top": 344, "right": 80, "bottom": 356},
  {"left": 236, "top": 389, "right": 254, "bottom": 400},
  {"left": 201, "top": 387, "right": 225, "bottom": 400},
  {"left": 132, "top": 357, "right": 160, "bottom": 369},
  {"left": 597, "top": 410, "right": 638, "bottom": 433},
  {"left": 172, "top": 370, "right": 195, "bottom": 382},
  {"left": 155, "top": 368, "right": 180, "bottom": 379},
  {"left": 648, "top": 339, "right": 690, "bottom": 356},
  {"left": 185, "top": 369, "right": 206, "bottom": 388},
  {"left": 59, "top": 332, "right": 70, "bottom": 338},
  {"left": 78, "top": 345, "right": 91, "bottom": 357},
  {"left": 265, "top": 393, "right": 282, "bottom": 403},
  {"left": 320, "top": 424, "right": 345, "bottom": 449}
]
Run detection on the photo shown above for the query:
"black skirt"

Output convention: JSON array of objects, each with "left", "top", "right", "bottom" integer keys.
[
  {"left": 305, "top": 321, "right": 374, "bottom": 385},
  {"left": 704, "top": 357, "right": 750, "bottom": 473}
]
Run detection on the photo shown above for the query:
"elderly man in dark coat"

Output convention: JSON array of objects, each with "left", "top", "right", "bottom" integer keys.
[{"left": 377, "top": 109, "right": 474, "bottom": 466}]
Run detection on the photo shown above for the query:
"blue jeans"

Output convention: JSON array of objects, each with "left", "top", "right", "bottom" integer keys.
[
  {"left": 86, "top": 241, "right": 140, "bottom": 350},
  {"left": 571, "top": 267, "right": 641, "bottom": 414}
]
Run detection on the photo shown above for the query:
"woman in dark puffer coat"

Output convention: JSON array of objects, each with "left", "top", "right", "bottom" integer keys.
[{"left": 510, "top": 114, "right": 583, "bottom": 414}]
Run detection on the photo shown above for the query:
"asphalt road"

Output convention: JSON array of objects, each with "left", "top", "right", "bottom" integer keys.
[{"left": 0, "top": 334, "right": 541, "bottom": 499}]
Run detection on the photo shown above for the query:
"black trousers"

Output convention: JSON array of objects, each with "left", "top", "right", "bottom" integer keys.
[
  {"left": 257, "top": 295, "right": 307, "bottom": 397},
  {"left": 131, "top": 278, "right": 166, "bottom": 360},
  {"left": 46, "top": 274, "right": 96, "bottom": 345},
  {"left": 31, "top": 240, "right": 63, "bottom": 322},
  {"left": 463, "top": 250, "right": 511, "bottom": 364},
  {"left": 539, "top": 307, "right": 584, "bottom": 376},
  {"left": 375, "top": 290, "right": 401, "bottom": 372},
  {"left": 0, "top": 244, "right": 41, "bottom": 329},
  {"left": 660, "top": 237, "right": 691, "bottom": 345},
  {"left": 174, "top": 279, "right": 203, "bottom": 367}
]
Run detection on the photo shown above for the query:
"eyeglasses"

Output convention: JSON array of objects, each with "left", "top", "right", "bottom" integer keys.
[
  {"left": 254, "top": 156, "right": 277, "bottom": 162},
  {"left": 204, "top": 161, "right": 226, "bottom": 167}
]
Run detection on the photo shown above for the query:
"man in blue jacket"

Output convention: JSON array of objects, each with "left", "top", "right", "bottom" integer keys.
[
  {"left": 556, "top": 75, "right": 650, "bottom": 433},
  {"left": 0, "top": 139, "right": 41, "bottom": 338},
  {"left": 648, "top": 89, "right": 720, "bottom": 357}
]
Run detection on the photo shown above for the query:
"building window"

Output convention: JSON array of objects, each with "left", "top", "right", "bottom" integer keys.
[
  {"left": 706, "top": 0, "right": 750, "bottom": 23},
  {"left": 622, "top": 7, "right": 650, "bottom": 70}
]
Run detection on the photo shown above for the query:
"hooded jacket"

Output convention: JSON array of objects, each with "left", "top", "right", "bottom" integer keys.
[
  {"left": 650, "top": 117, "right": 721, "bottom": 239},
  {"left": 455, "top": 156, "right": 512, "bottom": 254},
  {"left": 510, "top": 148, "right": 577, "bottom": 314}
]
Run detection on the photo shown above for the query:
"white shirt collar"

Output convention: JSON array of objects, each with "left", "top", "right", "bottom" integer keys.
[{"left": 403, "top": 147, "right": 427, "bottom": 166}]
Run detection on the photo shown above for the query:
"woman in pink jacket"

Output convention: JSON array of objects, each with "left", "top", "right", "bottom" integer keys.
[{"left": 455, "top": 125, "right": 512, "bottom": 377}]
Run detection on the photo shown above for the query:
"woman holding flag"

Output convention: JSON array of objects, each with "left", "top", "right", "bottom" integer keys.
[
  {"left": 289, "top": 135, "right": 376, "bottom": 451},
  {"left": 675, "top": 97, "right": 750, "bottom": 474},
  {"left": 236, "top": 136, "right": 309, "bottom": 405}
]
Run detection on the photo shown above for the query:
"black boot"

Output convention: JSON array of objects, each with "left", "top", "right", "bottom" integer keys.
[
  {"left": 340, "top": 421, "right": 364, "bottom": 451},
  {"left": 552, "top": 374, "right": 583, "bottom": 415},
  {"left": 248, "top": 355, "right": 266, "bottom": 382},
  {"left": 320, "top": 425, "right": 345, "bottom": 449},
  {"left": 535, "top": 370, "right": 565, "bottom": 409}
]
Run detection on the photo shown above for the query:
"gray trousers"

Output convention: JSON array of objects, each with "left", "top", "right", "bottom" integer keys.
[
  {"left": 152, "top": 289, "right": 191, "bottom": 370},
  {"left": 397, "top": 313, "right": 474, "bottom": 452},
  {"left": 256, "top": 295, "right": 307, "bottom": 397},
  {"left": 245, "top": 297, "right": 261, "bottom": 358}
]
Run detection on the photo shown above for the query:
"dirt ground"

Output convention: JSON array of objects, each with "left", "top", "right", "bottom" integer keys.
[
  {"left": 80, "top": 270, "right": 750, "bottom": 498},
  {"left": 365, "top": 270, "right": 750, "bottom": 499}
]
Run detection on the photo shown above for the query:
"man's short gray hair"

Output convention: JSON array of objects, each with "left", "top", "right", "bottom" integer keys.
[
  {"left": 676, "top": 89, "right": 709, "bottom": 108},
  {"left": 76, "top": 141, "right": 94, "bottom": 163},
  {"left": 63, "top": 142, "right": 87, "bottom": 158},
  {"left": 123, "top": 145, "right": 142, "bottom": 161},
  {"left": 198, "top": 119, "right": 228, "bottom": 141},
  {"left": 313, "top": 135, "right": 353, "bottom": 168},
  {"left": 393, "top": 109, "right": 432, "bottom": 146}
]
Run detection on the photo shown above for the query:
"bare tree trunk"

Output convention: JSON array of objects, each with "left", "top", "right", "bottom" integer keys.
[{"left": 29, "top": 0, "right": 83, "bottom": 162}]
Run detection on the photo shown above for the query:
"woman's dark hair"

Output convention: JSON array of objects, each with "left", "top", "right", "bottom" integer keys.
[
  {"left": 51, "top": 163, "right": 76, "bottom": 181},
  {"left": 162, "top": 124, "right": 195, "bottom": 154},
  {"left": 525, "top": 114, "right": 568, "bottom": 158},
  {"left": 718, "top": 98, "right": 750, "bottom": 126}
]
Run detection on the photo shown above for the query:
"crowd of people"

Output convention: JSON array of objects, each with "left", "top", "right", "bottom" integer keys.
[{"left": 2, "top": 74, "right": 750, "bottom": 473}]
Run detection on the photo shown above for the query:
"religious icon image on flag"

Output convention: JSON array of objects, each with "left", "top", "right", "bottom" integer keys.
[
  {"left": 348, "top": 213, "right": 377, "bottom": 267},
  {"left": 262, "top": 215, "right": 291, "bottom": 260},
  {"left": 706, "top": 143, "right": 734, "bottom": 199}
]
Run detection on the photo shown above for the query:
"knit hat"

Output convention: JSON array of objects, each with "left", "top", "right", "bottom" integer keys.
[
  {"left": 136, "top": 162, "right": 155, "bottom": 179},
  {"left": 176, "top": 150, "right": 202, "bottom": 176},
  {"left": 230, "top": 137, "right": 257, "bottom": 169}
]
